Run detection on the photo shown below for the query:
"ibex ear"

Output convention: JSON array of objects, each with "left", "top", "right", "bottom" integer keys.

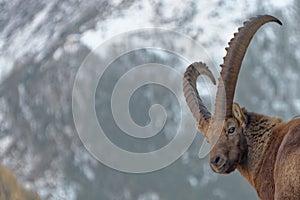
[{"left": 232, "top": 103, "right": 246, "bottom": 127}]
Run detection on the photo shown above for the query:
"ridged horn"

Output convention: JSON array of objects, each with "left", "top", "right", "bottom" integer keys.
[
  {"left": 183, "top": 62, "right": 216, "bottom": 135},
  {"left": 214, "top": 15, "right": 282, "bottom": 120}
]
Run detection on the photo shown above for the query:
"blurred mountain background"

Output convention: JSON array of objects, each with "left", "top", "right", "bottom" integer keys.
[{"left": 0, "top": 0, "right": 299, "bottom": 199}]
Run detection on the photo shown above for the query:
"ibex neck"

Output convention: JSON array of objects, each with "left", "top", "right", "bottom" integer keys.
[{"left": 237, "top": 110, "right": 284, "bottom": 199}]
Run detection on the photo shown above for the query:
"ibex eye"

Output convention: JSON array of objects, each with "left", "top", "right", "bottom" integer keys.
[{"left": 227, "top": 127, "right": 235, "bottom": 135}]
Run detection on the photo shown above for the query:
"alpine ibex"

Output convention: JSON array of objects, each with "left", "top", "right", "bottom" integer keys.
[{"left": 183, "top": 15, "right": 300, "bottom": 199}]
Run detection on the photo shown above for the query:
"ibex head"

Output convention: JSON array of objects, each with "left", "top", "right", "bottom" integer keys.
[{"left": 183, "top": 15, "right": 282, "bottom": 174}]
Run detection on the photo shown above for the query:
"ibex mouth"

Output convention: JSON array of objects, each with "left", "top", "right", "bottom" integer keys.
[
  {"left": 224, "top": 163, "right": 238, "bottom": 174},
  {"left": 210, "top": 158, "right": 238, "bottom": 174}
]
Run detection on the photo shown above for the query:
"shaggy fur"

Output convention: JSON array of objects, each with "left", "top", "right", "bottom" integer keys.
[{"left": 213, "top": 106, "right": 300, "bottom": 199}]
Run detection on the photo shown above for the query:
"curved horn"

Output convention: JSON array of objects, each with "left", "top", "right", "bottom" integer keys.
[
  {"left": 214, "top": 15, "right": 282, "bottom": 120},
  {"left": 183, "top": 62, "right": 216, "bottom": 134}
]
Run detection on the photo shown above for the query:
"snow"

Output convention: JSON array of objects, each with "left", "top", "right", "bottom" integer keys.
[
  {"left": 0, "top": 57, "right": 13, "bottom": 82},
  {"left": 260, "top": 0, "right": 294, "bottom": 9},
  {"left": 80, "top": 0, "right": 294, "bottom": 66},
  {"left": 0, "top": 0, "right": 295, "bottom": 82},
  {"left": 138, "top": 192, "right": 160, "bottom": 200},
  {"left": 187, "top": 175, "right": 199, "bottom": 187},
  {"left": 0, "top": 135, "right": 13, "bottom": 154},
  {"left": 80, "top": 0, "right": 154, "bottom": 50},
  {"left": 293, "top": 99, "right": 300, "bottom": 111},
  {"left": 80, "top": 0, "right": 259, "bottom": 65},
  {"left": 0, "top": 2, "right": 55, "bottom": 82}
]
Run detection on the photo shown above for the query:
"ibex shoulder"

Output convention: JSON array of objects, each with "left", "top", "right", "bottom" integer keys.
[{"left": 273, "top": 118, "right": 300, "bottom": 199}]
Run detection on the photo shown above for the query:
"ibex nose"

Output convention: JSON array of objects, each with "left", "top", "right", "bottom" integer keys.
[{"left": 211, "top": 156, "right": 225, "bottom": 169}]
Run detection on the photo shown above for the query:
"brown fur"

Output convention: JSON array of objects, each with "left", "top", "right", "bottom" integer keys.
[
  {"left": 209, "top": 104, "right": 300, "bottom": 200},
  {"left": 274, "top": 119, "right": 300, "bottom": 199}
]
